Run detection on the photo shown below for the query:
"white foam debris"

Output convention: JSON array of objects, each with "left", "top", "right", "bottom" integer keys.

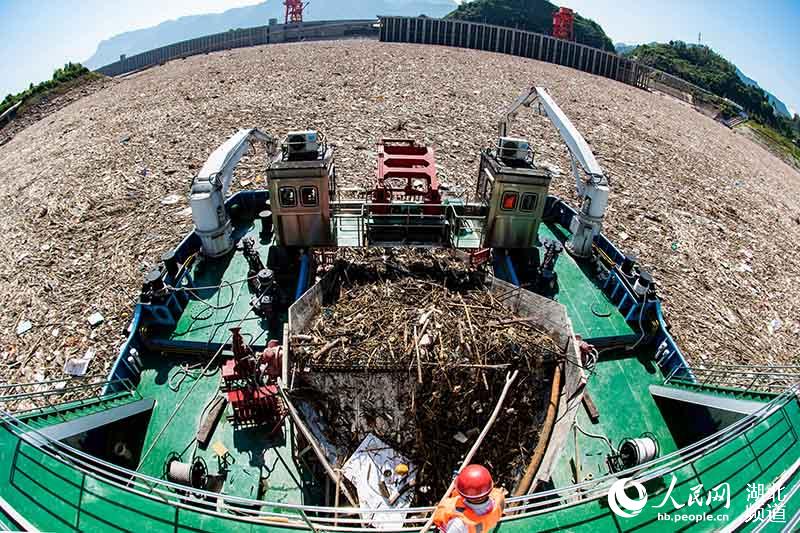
[
  {"left": 16, "top": 320, "right": 32, "bottom": 336},
  {"left": 64, "top": 348, "right": 96, "bottom": 377},
  {"left": 341, "top": 433, "right": 416, "bottom": 530},
  {"left": 88, "top": 312, "right": 105, "bottom": 327}
]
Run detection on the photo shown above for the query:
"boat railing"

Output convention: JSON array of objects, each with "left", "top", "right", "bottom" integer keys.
[
  {"left": 1, "top": 383, "right": 797, "bottom": 531},
  {"left": 445, "top": 204, "right": 486, "bottom": 249},
  {"left": 0, "top": 377, "right": 137, "bottom": 416},
  {"left": 330, "top": 200, "right": 367, "bottom": 247},
  {"left": 329, "top": 200, "right": 486, "bottom": 250},
  {"left": 664, "top": 363, "right": 800, "bottom": 394}
]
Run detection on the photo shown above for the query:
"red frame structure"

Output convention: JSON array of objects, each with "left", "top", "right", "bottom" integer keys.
[
  {"left": 284, "top": 0, "right": 305, "bottom": 24},
  {"left": 222, "top": 328, "right": 284, "bottom": 429},
  {"left": 226, "top": 385, "right": 284, "bottom": 431},
  {"left": 552, "top": 7, "right": 575, "bottom": 41},
  {"left": 371, "top": 138, "right": 442, "bottom": 215}
]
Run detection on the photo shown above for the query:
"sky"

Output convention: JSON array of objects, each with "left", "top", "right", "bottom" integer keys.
[
  {"left": 560, "top": 0, "right": 800, "bottom": 116},
  {"left": 0, "top": 0, "right": 261, "bottom": 97},
  {"left": 1, "top": 0, "right": 798, "bottom": 115}
]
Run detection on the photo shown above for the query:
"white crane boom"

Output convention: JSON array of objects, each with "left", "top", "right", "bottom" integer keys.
[
  {"left": 499, "top": 87, "right": 610, "bottom": 258},
  {"left": 194, "top": 128, "right": 277, "bottom": 196},
  {"left": 190, "top": 128, "right": 277, "bottom": 257}
]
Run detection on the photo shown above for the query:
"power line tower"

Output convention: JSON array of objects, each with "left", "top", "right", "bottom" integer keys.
[{"left": 284, "top": 0, "right": 306, "bottom": 24}]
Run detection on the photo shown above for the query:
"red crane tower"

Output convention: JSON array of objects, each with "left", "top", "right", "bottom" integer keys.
[
  {"left": 284, "top": 0, "right": 306, "bottom": 24},
  {"left": 552, "top": 7, "right": 575, "bottom": 41}
]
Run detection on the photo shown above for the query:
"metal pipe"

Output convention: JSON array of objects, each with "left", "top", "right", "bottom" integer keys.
[
  {"left": 295, "top": 252, "right": 310, "bottom": 301},
  {"left": 504, "top": 253, "right": 520, "bottom": 287}
]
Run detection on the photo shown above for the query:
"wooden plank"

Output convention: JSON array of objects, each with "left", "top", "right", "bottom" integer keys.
[
  {"left": 582, "top": 390, "right": 600, "bottom": 424},
  {"left": 196, "top": 394, "right": 227, "bottom": 448}
]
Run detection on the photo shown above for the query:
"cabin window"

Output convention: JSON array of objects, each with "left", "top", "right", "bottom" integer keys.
[
  {"left": 279, "top": 186, "right": 297, "bottom": 208},
  {"left": 520, "top": 193, "right": 538, "bottom": 212},
  {"left": 501, "top": 192, "right": 518, "bottom": 211},
  {"left": 300, "top": 186, "right": 319, "bottom": 207}
]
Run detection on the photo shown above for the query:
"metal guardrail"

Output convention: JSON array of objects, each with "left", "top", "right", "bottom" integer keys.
[
  {"left": 0, "top": 378, "right": 137, "bottom": 416},
  {"left": 665, "top": 364, "right": 800, "bottom": 394},
  {"left": 1, "top": 383, "right": 797, "bottom": 531},
  {"left": 95, "top": 19, "right": 379, "bottom": 77},
  {"left": 380, "top": 16, "right": 650, "bottom": 90},
  {"left": 330, "top": 201, "right": 486, "bottom": 249}
]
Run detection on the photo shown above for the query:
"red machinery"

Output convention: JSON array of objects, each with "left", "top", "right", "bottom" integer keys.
[
  {"left": 284, "top": 0, "right": 306, "bottom": 24},
  {"left": 222, "top": 327, "right": 257, "bottom": 388},
  {"left": 552, "top": 7, "right": 575, "bottom": 41},
  {"left": 223, "top": 328, "right": 284, "bottom": 430},
  {"left": 371, "top": 138, "right": 442, "bottom": 215},
  {"left": 227, "top": 385, "right": 282, "bottom": 430}
]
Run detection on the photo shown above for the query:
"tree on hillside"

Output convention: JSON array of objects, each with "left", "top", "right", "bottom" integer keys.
[{"left": 0, "top": 63, "right": 91, "bottom": 116}]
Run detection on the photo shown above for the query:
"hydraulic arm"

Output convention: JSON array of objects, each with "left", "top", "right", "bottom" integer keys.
[
  {"left": 499, "top": 87, "right": 609, "bottom": 258},
  {"left": 190, "top": 128, "right": 277, "bottom": 257}
]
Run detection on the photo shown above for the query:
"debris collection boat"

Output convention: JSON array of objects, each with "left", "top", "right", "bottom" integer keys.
[{"left": 1, "top": 87, "right": 799, "bottom": 532}]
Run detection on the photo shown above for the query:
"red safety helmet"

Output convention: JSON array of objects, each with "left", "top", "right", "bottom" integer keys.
[{"left": 455, "top": 464, "right": 494, "bottom": 500}]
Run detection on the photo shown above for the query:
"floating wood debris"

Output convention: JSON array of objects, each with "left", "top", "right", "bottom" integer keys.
[
  {"left": 1, "top": 39, "right": 796, "bottom": 392},
  {"left": 291, "top": 249, "right": 561, "bottom": 504}
]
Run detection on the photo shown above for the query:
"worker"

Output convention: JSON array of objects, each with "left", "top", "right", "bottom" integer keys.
[{"left": 432, "top": 464, "right": 506, "bottom": 533}]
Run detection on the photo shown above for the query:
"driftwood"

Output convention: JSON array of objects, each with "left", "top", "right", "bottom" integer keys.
[
  {"left": 291, "top": 249, "right": 560, "bottom": 503},
  {"left": 1, "top": 39, "right": 796, "bottom": 391}
]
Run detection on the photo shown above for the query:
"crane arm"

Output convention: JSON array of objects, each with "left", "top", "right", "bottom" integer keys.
[
  {"left": 499, "top": 87, "right": 605, "bottom": 186},
  {"left": 193, "top": 128, "right": 277, "bottom": 196},
  {"left": 533, "top": 88, "right": 604, "bottom": 181},
  {"left": 498, "top": 88, "right": 540, "bottom": 138},
  {"left": 190, "top": 128, "right": 277, "bottom": 257},
  {"left": 498, "top": 87, "right": 609, "bottom": 258}
]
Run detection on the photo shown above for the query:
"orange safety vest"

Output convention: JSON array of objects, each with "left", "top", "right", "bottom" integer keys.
[{"left": 432, "top": 488, "right": 505, "bottom": 533}]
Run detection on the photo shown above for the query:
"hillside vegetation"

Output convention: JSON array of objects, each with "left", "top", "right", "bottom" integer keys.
[
  {"left": 626, "top": 41, "right": 799, "bottom": 142},
  {"left": 744, "top": 121, "right": 800, "bottom": 170},
  {"left": 0, "top": 63, "right": 101, "bottom": 117},
  {"left": 446, "top": 0, "right": 614, "bottom": 51}
]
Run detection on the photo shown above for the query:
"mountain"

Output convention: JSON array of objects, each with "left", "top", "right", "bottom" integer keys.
[
  {"left": 734, "top": 67, "right": 792, "bottom": 119},
  {"left": 624, "top": 41, "right": 793, "bottom": 130},
  {"left": 84, "top": 0, "right": 457, "bottom": 69},
  {"left": 619, "top": 41, "right": 792, "bottom": 121},
  {"left": 445, "top": 0, "right": 615, "bottom": 52}
]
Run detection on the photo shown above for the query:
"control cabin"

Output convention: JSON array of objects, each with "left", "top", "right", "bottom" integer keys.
[
  {"left": 267, "top": 133, "right": 554, "bottom": 252},
  {"left": 267, "top": 132, "right": 336, "bottom": 247},
  {"left": 477, "top": 145, "right": 553, "bottom": 249}
]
